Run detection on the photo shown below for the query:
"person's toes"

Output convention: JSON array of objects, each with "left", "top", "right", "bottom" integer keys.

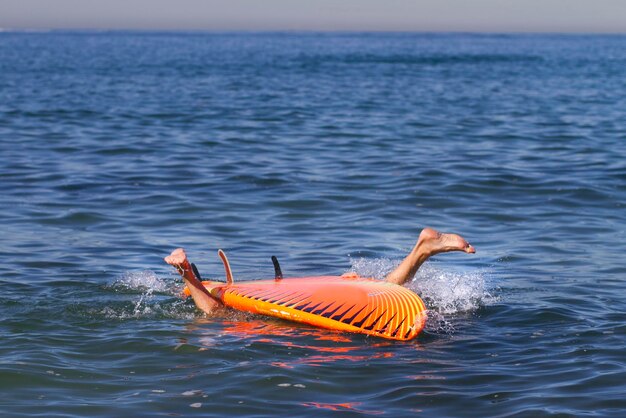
[{"left": 165, "top": 248, "right": 187, "bottom": 265}]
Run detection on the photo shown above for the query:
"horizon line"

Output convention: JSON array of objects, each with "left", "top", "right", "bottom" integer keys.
[{"left": 2, "top": 27, "right": 626, "bottom": 36}]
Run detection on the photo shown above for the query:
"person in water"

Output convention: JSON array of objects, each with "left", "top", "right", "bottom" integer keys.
[{"left": 165, "top": 227, "right": 475, "bottom": 316}]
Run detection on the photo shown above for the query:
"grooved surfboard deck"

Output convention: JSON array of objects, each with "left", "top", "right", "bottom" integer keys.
[{"left": 191, "top": 275, "right": 427, "bottom": 341}]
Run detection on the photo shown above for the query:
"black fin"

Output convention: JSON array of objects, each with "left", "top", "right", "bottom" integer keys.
[
  {"left": 191, "top": 263, "right": 203, "bottom": 281},
  {"left": 271, "top": 256, "right": 283, "bottom": 280}
]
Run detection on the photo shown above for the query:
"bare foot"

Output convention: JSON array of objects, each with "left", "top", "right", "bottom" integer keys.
[
  {"left": 417, "top": 227, "right": 475, "bottom": 256},
  {"left": 164, "top": 248, "right": 221, "bottom": 314},
  {"left": 165, "top": 248, "right": 188, "bottom": 266},
  {"left": 385, "top": 227, "right": 475, "bottom": 285}
]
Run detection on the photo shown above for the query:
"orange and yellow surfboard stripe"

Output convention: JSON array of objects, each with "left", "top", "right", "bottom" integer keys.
[{"left": 188, "top": 274, "right": 427, "bottom": 341}]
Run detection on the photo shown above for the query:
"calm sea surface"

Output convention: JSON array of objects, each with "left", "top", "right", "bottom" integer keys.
[{"left": 1, "top": 31, "right": 625, "bottom": 417}]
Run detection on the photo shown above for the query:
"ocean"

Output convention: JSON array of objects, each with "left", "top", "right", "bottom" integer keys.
[{"left": 0, "top": 31, "right": 625, "bottom": 417}]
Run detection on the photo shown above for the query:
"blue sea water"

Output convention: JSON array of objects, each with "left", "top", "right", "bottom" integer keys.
[{"left": 0, "top": 31, "right": 625, "bottom": 417}]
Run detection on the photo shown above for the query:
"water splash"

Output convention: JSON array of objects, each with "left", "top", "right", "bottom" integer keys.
[
  {"left": 350, "top": 258, "right": 497, "bottom": 333},
  {"left": 111, "top": 270, "right": 174, "bottom": 295},
  {"left": 101, "top": 271, "right": 195, "bottom": 320},
  {"left": 349, "top": 257, "right": 398, "bottom": 280},
  {"left": 113, "top": 271, "right": 172, "bottom": 317},
  {"left": 409, "top": 263, "right": 495, "bottom": 315}
]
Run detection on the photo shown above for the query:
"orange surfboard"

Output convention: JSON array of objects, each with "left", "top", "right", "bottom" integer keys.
[{"left": 186, "top": 274, "right": 427, "bottom": 341}]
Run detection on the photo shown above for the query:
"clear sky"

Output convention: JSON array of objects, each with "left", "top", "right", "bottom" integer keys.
[{"left": 1, "top": 0, "right": 625, "bottom": 33}]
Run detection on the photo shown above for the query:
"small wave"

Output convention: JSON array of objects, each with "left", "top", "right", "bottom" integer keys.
[
  {"left": 350, "top": 258, "right": 497, "bottom": 333},
  {"left": 97, "top": 300, "right": 197, "bottom": 321},
  {"left": 299, "top": 53, "right": 542, "bottom": 66}
]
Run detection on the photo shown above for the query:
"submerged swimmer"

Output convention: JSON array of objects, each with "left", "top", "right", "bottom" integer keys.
[{"left": 165, "top": 228, "right": 475, "bottom": 340}]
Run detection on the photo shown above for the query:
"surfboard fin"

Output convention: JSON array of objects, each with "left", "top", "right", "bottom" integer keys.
[
  {"left": 271, "top": 256, "right": 283, "bottom": 280},
  {"left": 191, "top": 263, "right": 203, "bottom": 281},
  {"left": 217, "top": 249, "right": 234, "bottom": 285}
]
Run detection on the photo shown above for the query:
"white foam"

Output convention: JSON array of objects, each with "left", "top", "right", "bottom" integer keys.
[
  {"left": 409, "top": 263, "right": 495, "bottom": 315},
  {"left": 349, "top": 257, "right": 399, "bottom": 280}
]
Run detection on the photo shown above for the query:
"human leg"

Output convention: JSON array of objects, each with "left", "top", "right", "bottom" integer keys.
[
  {"left": 385, "top": 228, "right": 475, "bottom": 286},
  {"left": 165, "top": 248, "right": 221, "bottom": 314}
]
